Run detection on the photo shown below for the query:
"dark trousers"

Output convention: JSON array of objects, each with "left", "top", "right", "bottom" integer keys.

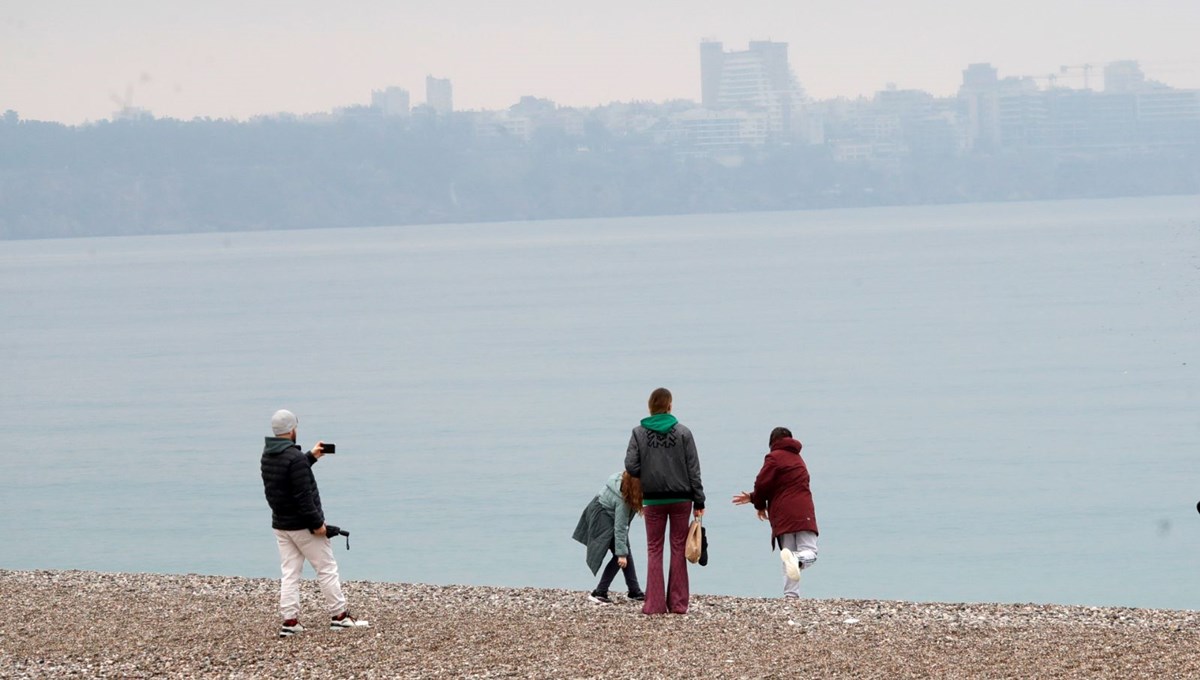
[{"left": 593, "top": 542, "right": 642, "bottom": 597}]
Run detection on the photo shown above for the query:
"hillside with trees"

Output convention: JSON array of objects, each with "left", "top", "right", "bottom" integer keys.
[{"left": 1, "top": 112, "right": 1197, "bottom": 240}]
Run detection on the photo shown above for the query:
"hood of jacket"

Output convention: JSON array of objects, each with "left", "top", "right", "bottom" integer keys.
[
  {"left": 640, "top": 413, "right": 678, "bottom": 433},
  {"left": 772, "top": 437, "right": 802, "bottom": 454},
  {"left": 604, "top": 471, "right": 623, "bottom": 498},
  {"left": 263, "top": 436, "right": 298, "bottom": 456}
]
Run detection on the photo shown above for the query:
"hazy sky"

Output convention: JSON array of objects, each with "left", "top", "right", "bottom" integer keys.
[{"left": 4, "top": 0, "right": 1199, "bottom": 124}]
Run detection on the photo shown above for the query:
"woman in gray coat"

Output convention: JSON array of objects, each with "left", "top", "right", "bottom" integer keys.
[{"left": 572, "top": 471, "right": 645, "bottom": 604}]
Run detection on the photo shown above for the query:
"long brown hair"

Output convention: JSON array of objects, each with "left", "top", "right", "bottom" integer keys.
[{"left": 620, "top": 471, "right": 644, "bottom": 515}]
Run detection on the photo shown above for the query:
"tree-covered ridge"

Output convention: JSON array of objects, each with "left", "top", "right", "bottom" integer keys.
[{"left": 2, "top": 114, "right": 1197, "bottom": 240}]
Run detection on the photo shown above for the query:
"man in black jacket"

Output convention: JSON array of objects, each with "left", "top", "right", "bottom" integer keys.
[{"left": 261, "top": 409, "right": 368, "bottom": 638}]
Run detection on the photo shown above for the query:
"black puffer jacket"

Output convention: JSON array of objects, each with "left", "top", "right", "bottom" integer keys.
[{"left": 261, "top": 437, "right": 324, "bottom": 531}]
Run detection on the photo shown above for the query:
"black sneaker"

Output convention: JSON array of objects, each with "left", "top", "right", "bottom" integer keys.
[
  {"left": 587, "top": 593, "right": 612, "bottom": 605},
  {"left": 279, "top": 619, "right": 304, "bottom": 638},
  {"left": 627, "top": 592, "right": 645, "bottom": 601}
]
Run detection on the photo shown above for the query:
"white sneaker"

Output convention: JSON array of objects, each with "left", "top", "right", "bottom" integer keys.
[
  {"left": 780, "top": 548, "right": 801, "bottom": 581},
  {"left": 279, "top": 619, "right": 305, "bottom": 638},
  {"left": 330, "top": 611, "right": 370, "bottom": 630}
]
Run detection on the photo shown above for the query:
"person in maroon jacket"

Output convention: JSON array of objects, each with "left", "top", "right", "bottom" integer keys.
[{"left": 732, "top": 426, "right": 819, "bottom": 598}]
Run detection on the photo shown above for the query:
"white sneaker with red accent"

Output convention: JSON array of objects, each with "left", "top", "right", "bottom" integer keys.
[{"left": 330, "top": 611, "right": 370, "bottom": 630}]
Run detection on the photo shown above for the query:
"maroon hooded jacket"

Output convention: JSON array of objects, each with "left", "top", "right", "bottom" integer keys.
[{"left": 750, "top": 437, "right": 818, "bottom": 548}]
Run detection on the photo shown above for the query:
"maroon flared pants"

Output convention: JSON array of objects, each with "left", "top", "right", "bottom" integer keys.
[{"left": 642, "top": 501, "right": 692, "bottom": 614}]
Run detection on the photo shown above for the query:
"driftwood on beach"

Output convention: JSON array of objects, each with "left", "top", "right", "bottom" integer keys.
[{"left": 1, "top": 569, "right": 1198, "bottom": 678}]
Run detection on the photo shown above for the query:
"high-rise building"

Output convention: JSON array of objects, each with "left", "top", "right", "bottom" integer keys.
[
  {"left": 698, "top": 40, "right": 805, "bottom": 137},
  {"left": 958, "top": 63, "right": 1002, "bottom": 151},
  {"left": 426, "top": 76, "right": 453, "bottom": 115},
  {"left": 1104, "top": 61, "right": 1147, "bottom": 94},
  {"left": 961, "top": 63, "right": 999, "bottom": 91},
  {"left": 699, "top": 41, "right": 726, "bottom": 109}
]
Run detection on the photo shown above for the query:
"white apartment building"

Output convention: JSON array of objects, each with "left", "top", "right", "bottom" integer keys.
[
  {"left": 426, "top": 76, "right": 453, "bottom": 115},
  {"left": 699, "top": 40, "right": 806, "bottom": 138}
]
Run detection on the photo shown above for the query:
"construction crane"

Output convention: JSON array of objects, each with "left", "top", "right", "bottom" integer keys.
[
  {"left": 1058, "top": 63, "right": 1105, "bottom": 90},
  {"left": 1027, "top": 73, "right": 1060, "bottom": 89}
]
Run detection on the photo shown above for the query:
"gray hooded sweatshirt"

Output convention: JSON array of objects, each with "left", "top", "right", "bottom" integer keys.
[{"left": 624, "top": 413, "right": 705, "bottom": 510}]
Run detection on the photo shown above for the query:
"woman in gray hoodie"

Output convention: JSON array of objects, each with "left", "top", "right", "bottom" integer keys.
[{"left": 624, "top": 387, "right": 705, "bottom": 615}]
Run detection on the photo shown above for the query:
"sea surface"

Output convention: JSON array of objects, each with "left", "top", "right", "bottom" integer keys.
[{"left": 3, "top": 196, "right": 1198, "bottom": 610}]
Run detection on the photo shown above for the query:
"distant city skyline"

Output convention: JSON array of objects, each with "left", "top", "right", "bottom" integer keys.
[{"left": 3, "top": 0, "right": 1198, "bottom": 124}]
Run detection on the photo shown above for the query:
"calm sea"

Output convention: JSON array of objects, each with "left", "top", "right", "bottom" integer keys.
[{"left": 3, "top": 196, "right": 1198, "bottom": 610}]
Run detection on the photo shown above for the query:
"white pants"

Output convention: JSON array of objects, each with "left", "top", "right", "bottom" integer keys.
[
  {"left": 274, "top": 528, "right": 346, "bottom": 621},
  {"left": 779, "top": 531, "right": 819, "bottom": 599}
]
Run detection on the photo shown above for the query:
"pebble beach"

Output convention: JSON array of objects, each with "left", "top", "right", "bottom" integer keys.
[{"left": 2, "top": 569, "right": 1198, "bottom": 679}]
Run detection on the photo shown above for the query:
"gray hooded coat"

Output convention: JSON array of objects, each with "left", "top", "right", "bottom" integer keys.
[{"left": 572, "top": 472, "right": 637, "bottom": 575}]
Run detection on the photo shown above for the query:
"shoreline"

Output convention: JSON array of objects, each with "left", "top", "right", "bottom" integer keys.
[{"left": 2, "top": 569, "right": 1198, "bottom": 678}]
